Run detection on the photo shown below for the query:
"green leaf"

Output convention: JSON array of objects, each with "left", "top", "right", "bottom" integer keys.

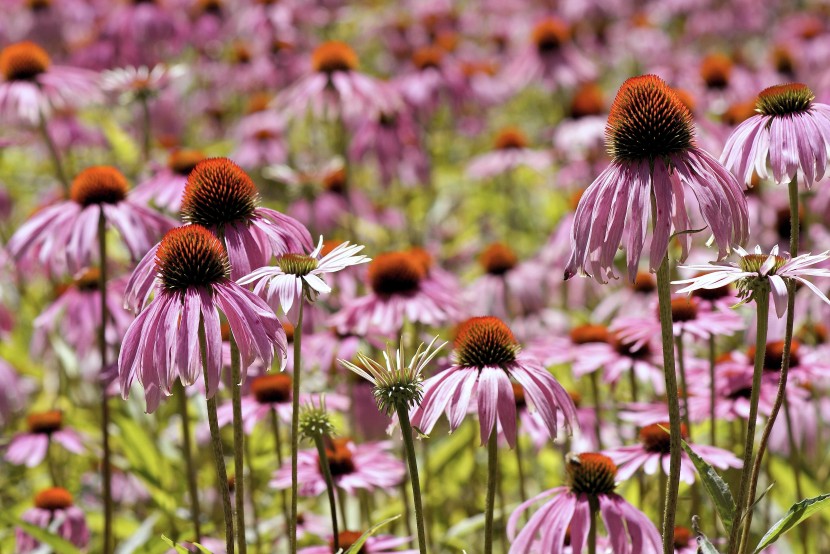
[
  {"left": 344, "top": 515, "right": 400, "bottom": 554},
  {"left": 753, "top": 493, "right": 830, "bottom": 554},
  {"left": 681, "top": 439, "right": 736, "bottom": 533},
  {"left": 161, "top": 535, "right": 190, "bottom": 554},
  {"left": 696, "top": 534, "right": 722, "bottom": 554},
  {"left": 0, "top": 515, "right": 81, "bottom": 554}
]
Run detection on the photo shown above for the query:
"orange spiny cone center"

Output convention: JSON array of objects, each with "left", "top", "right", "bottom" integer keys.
[
  {"left": 700, "top": 53, "right": 733, "bottom": 89},
  {"left": 168, "top": 149, "right": 207, "bottom": 176},
  {"left": 454, "top": 316, "right": 519, "bottom": 368},
  {"left": 251, "top": 373, "right": 292, "bottom": 404},
  {"left": 532, "top": 18, "right": 571, "bottom": 53},
  {"left": 722, "top": 100, "right": 757, "bottom": 126},
  {"left": 368, "top": 252, "right": 424, "bottom": 296},
  {"left": 155, "top": 225, "right": 230, "bottom": 292},
  {"left": 324, "top": 438, "right": 356, "bottom": 476},
  {"left": 570, "top": 83, "right": 605, "bottom": 118},
  {"left": 747, "top": 340, "right": 801, "bottom": 371},
  {"left": 70, "top": 166, "right": 130, "bottom": 207},
  {"left": 0, "top": 41, "right": 50, "bottom": 81},
  {"left": 493, "top": 127, "right": 528, "bottom": 150},
  {"left": 669, "top": 297, "right": 698, "bottom": 322},
  {"left": 566, "top": 452, "right": 617, "bottom": 495},
  {"left": 479, "top": 242, "right": 518, "bottom": 275},
  {"left": 756, "top": 83, "right": 814, "bottom": 116},
  {"left": 312, "top": 41, "right": 358, "bottom": 73},
  {"left": 331, "top": 531, "right": 365, "bottom": 552},
  {"left": 606, "top": 74, "right": 695, "bottom": 162},
  {"left": 74, "top": 267, "right": 101, "bottom": 291},
  {"left": 322, "top": 167, "right": 346, "bottom": 193},
  {"left": 512, "top": 382, "right": 526, "bottom": 408},
  {"left": 27, "top": 410, "right": 63, "bottom": 434},
  {"left": 632, "top": 271, "right": 656, "bottom": 293},
  {"left": 569, "top": 324, "right": 610, "bottom": 345},
  {"left": 181, "top": 158, "right": 259, "bottom": 227},
  {"left": 34, "top": 487, "right": 74, "bottom": 510},
  {"left": 412, "top": 46, "right": 444, "bottom": 70},
  {"left": 674, "top": 526, "right": 692, "bottom": 548},
  {"left": 406, "top": 246, "right": 434, "bottom": 275},
  {"left": 640, "top": 422, "right": 688, "bottom": 453}
]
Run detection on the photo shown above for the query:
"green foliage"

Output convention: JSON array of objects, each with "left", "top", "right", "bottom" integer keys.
[
  {"left": 682, "top": 439, "right": 736, "bottom": 533},
  {"left": 753, "top": 493, "right": 830, "bottom": 554}
]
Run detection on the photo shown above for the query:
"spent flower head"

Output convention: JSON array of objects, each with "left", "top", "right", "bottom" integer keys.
[
  {"left": 339, "top": 336, "right": 446, "bottom": 416},
  {"left": 298, "top": 397, "right": 336, "bottom": 440}
]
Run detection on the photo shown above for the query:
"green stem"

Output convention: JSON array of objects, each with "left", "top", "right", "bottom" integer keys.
[
  {"left": 726, "top": 284, "right": 770, "bottom": 554},
  {"left": 289, "top": 300, "right": 304, "bottom": 553},
  {"left": 515, "top": 433, "right": 527, "bottom": 503},
  {"left": 140, "top": 94, "right": 152, "bottom": 165},
  {"left": 589, "top": 370, "right": 604, "bottom": 450},
  {"left": 270, "top": 410, "right": 291, "bottom": 535},
  {"left": 737, "top": 177, "right": 802, "bottom": 554},
  {"left": 655, "top": 252, "right": 682, "bottom": 554},
  {"left": 244, "top": 440, "right": 262, "bottom": 554},
  {"left": 312, "top": 436, "right": 340, "bottom": 553},
  {"left": 97, "top": 211, "right": 114, "bottom": 554},
  {"left": 709, "top": 335, "right": 717, "bottom": 447},
  {"left": 229, "top": 337, "right": 247, "bottom": 554},
  {"left": 484, "top": 431, "right": 499, "bottom": 554},
  {"left": 177, "top": 386, "right": 202, "bottom": 542},
  {"left": 588, "top": 497, "right": 599, "bottom": 554},
  {"left": 396, "top": 406, "right": 428, "bottom": 554},
  {"left": 38, "top": 109, "right": 69, "bottom": 194},
  {"left": 199, "top": 322, "right": 235, "bottom": 553}
]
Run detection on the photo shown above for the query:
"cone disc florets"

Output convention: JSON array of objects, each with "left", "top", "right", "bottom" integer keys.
[{"left": 155, "top": 225, "right": 230, "bottom": 292}]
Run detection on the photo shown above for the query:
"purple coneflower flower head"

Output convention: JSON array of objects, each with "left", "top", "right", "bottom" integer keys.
[
  {"left": 33, "top": 270, "right": 132, "bottom": 363},
  {"left": 16, "top": 488, "right": 89, "bottom": 553},
  {"left": 6, "top": 410, "right": 84, "bottom": 467},
  {"left": 131, "top": 149, "right": 207, "bottom": 213},
  {"left": 721, "top": 83, "right": 830, "bottom": 188},
  {"left": 330, "top": 250, "right": 463, "bottom": 337},
  {"left": 8, "top": 165, "right": 174, "bottom": 276},
  {"left": 100, "top": 63, "right": 186, "bottom": 104},
  {"left": 507, "top": 452, "right": 661, "bottom": 554},
  {"left": 565, "top": 74, "right": 749, "bottom": 283},
  {"left": 118, "top": 225, "right": 287, "bottom": 412},
  {"left": 0, "top": 41, "right": 99, "bottom": 125},
  {"left": 239, "top": 236, "right": 370, "bottom": 323},
  {"left": 299, "top": 531, "right": 417, "bottom": 554},
  {"left": 466, "top": 127, "right": 552, "bottom": 179},
  {"left": 410, "top": 316, "right": 576, "bottom": 448},
  {"left": 180, "top": 157, "right": 313, "bottom": 279},
  {"left": 271, "top": 438, "right": 405, "bottom": 496},
  {"left": 277, "top": 41, "right": 398, "bottom": 121},
  {"left": 605, "top": 422, "right": 741, "bottom": 484},
  {"left": 674, "top": 244, "right": 830, "bottom": 317}
]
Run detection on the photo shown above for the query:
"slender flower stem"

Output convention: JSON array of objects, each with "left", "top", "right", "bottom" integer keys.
[
  {"left": 589, "top": 370, "right": 604, "bottom": 450},
  {"left": 588, "top": 497, "right": 599, "bottom": 554},
  {"left": 337, "top": 486, "right": 348, "bottom": 531},
  {"left": 244, "top": 441, "right": 262, "bottom": 554},
  {"left": 199, "top": 321, "right": 235, "bottom": 554},
  {"left": 97, "top": 212, "right": 114, "bottom": 554},
  {"left": 289, "top": 299, "right": 304, "bottom": 553},
  {"left": 38, "top": 109, "right": 69, "bottom": 194},
  {"left": 484, "top": 431, "right": 499, "bottom": 554},
  {"left": 177, "top": 386, "right": 202, "bottom": 542},
  {"left": 726, "top": 283, "right": 770, "bottom": 554},
  {"left": 312, "top": 436, "right": 340, "bottom": 554},
  {"left": 139, "top": 95, "right": 152, "bottom": 165},
  {"left": 708, "top": 335, "right": 717, "bottom": 447},
  {"left": 738, "top": 177, "right": 803, "bottom": 554},
  {"left": 514, "top": 434, "right": 527, "bottom": 504},
  {"left": 396, "top": 406, "right": 428, "bottom": 554},
  {"left": 655, "top": 252, "right": 682, "bottom": 554},
  {"left": 229, "top": 336, "right": 247, "bottom": 554},
  {"left": 675, "top": 333, "right": 692, "bottom": 440},
  {"left": 270, "top": 410, "right": 291, "bottom": 535}
]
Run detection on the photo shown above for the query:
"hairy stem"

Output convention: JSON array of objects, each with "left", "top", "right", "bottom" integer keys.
[
  {"left": 177, "top": 386, "right": 202, "bottom": 542},
  {"left": 229, "top": 336, "right": 247, "bottom": 554},
  {"left": 97, "top": 212, "right": 114, "bottom": 553},
  {"left": 312, "top": 436, "right": 340, "bottom": 553},
  {"left": 289, "top": 300, "right": 304, "bottom": 553},
  {"left": 397, "top": 406, "right": 428, "bottom": 554}
]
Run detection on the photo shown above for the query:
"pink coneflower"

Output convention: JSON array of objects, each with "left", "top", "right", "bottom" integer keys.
[
  {"left": 238, "top": 237, "right": 369, "bottom": 323},
  {"left": 103, "top": 1, "right": 183, "bottom": 67},
  {"left": 5, "top": 410, "right": 84, "bottom": 467},
  {"left": 507, "top": 453, "right": 661, "bottom": 553},
  {"left": 505, "top": 17, "right": 595, "bottom": 93},
  {"left": 16, "top": 488, "right": 89, "bottom": 553},
  {"left": 118, "top": 225, "right": 286, "bottom": 412},
  {"left": 0, "top": 358, "right": 31, "bottom": 426},
  {"left": 466, "top": 127, "right": 552, "bottom": 179},
  {"left": 276, "top": 41, "right": 398, "bottom": 121},
  {"left": 330, "top": 250, "right": 463, "bottom": 337},
  {"left": 396, "top": 44, "right": 469, "bottom": 114},
  {"left": 572, "top": 332, "right": 666, "bottom": 393},
  {"left": 271, "top": 438, "right": 405, "bottom": 496},
  {"left": 232, "top": 99, "right": 289, "bottom": 168},
  {"left": 466, "top": 242, "right": 546, "bottom": 321},
  {"left": 0, "top": 41, "right": 99, "bottom": 124},
  {"left": 32, "top": 270, "right": 132, "bottom": 363},
  {"left": 215, "top": 373, "right": 348, "bottom": 433},
  {"left": 605, "top": 422, "right": 741, "bottom": 484},
  {"left": 721, "top": 83, "right": 830, "bottom": 188},
  {"left": 674, "top": 245, "right": 830, "bottom": 318},
  {"left": 299, "top": 531, "right": 417, "bottom": 554},
  {"left": 564, "top": 75, "right": 748, "bottom": 282},
  {"left": 100, "top": 63, "right": 186, "bottom": 104},
  {"left": 130, "top": 149, "right": 206, "bottom": 213},
  {"left": 612, "top": 296, "right": 745, "bottom": 349},
  {"left": 8, "top": 166, "right": 173, "bottom": 276},
  {"left": 410, "top": 316, "right": 576, "bottom": 448}
]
